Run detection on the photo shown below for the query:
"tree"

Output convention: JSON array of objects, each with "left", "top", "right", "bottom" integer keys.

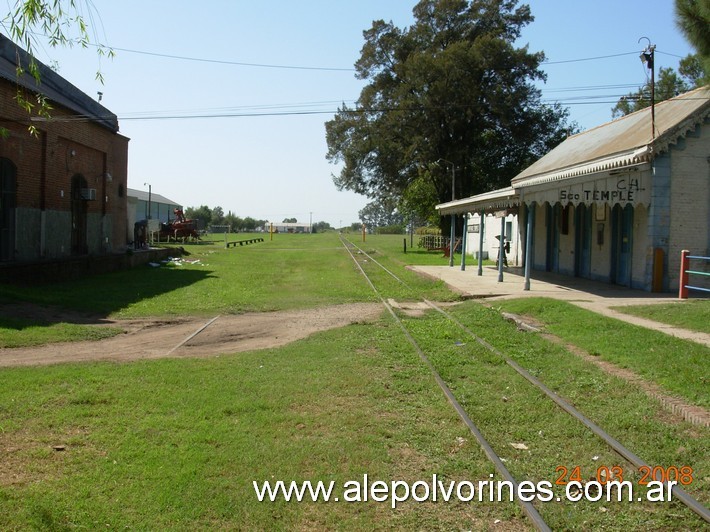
[
  {"left": 358, "top": 197, "right": 403, "bottom": 231},
  {"left": 311, "top": 221, "right": 333, "bottom": 233},
  {"left": 611, "top": 65, "right": 698, "bottom": 118},
  {"left": 282, "top": 217, "right": 297, "bottom": 223},
  {"left": 242, "top": 217, "right": 259, "bottom": 231},
  {"left": 678, "top": 53, "right": 708, "bottom": 86},
  {"left": 211, "top": 206, "right": 225, "bottom": 226},
  {"left": 184, "top": 205, "right": 212, "bottom": 230},
  {"left": 3, "top": 1, "right": 113, "bottom": 135},
  {"left": 224, "top": 211, "right": 241, "bottom": 232},
  {"left": 675, "top": 0, "right": 710, "bottom": 78},
  {"left": 325, "top": 0, "right": 570, "bottom": 233}
]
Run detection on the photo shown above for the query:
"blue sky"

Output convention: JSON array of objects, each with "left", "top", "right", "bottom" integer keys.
[{"left": 12, "top": 0, "right": 697, "bottom": 227}]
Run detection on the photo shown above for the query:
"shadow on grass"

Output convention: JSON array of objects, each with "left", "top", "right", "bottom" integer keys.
[{"left": 0, "top": 266, "right": 214, "bottom": 326}]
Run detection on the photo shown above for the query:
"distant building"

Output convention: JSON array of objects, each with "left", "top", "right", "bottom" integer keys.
[
  {"left": 0, "top": 34, "right": 128, "bottom": 262},
  {"left": 126, "top": 187, "right": 182, "bottom": 236},
  {"left": 266, "top": 222, "right": 311, "bottom": 233},
  {"left": 127, "top": 188, "right": 182, "bottom": 224}
]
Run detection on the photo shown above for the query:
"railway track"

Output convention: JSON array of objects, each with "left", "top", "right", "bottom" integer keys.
[{"left": 340, "top": 235, "right": 710, "bottom": 529}]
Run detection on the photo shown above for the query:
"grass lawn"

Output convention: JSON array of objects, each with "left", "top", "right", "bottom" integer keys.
[
  {"left": 612, "top": 299, "right": 710, "bottom": 334},
  {"left": 1, "top": 233, "right": 455, "bottom": 320},
  {"left": 0, "top": 316, "right": 122, "bottom": 348},
  {"left": 1, "top": 231, "right": 708, "bottom": 529},
  {"left": 356, "top": 232, "right": 495, "bottom": 268},
  {"left": 0, "top": 319, "right": 521, "bottom": 529},
  {"left": 495, "top": 298, "right": 710, "bottom": 408}
]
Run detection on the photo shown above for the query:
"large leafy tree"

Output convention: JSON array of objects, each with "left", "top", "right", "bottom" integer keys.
[{"left": 326, "top": 0, "right": 570, "bottom": 232}]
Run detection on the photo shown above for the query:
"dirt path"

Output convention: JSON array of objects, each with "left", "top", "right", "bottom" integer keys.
[{"left": 0, "top": 303, "right": 384, "bottom": 367}]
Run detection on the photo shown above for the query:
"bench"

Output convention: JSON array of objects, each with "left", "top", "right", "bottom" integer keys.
[{"left": 226, "top": 238, "right": 264, "bottom": 248}]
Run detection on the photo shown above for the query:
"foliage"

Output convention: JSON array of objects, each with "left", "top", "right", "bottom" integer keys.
[
  {"left": 282, "top": 217, "right": 297, "bottom": 223},
  {"left": 611, "top": 60, "right": 707, "bottom": 118},
  {"left": 375, "top": 224, "right": 405, "bottom": 234},
  {"left": 2, "top": 0, "right": 113, "bottom": 135},
  {"left": 358, "top": 197, "right": 403, "bottom": 230},
  {"left": 184, "top": 205, "right": 212, "bottom": 230},
  {"left": 184, "top": 205, "right": 267, "bottom": 232},
  {"left": 210, "top": 206, "right": 224, "bottom": 226},
  {"left": 675, "top": 0, "right": 710, "bottom": 77},
  {"left": 325, "top": 0, "right": 571, "bottom": 233},
  {"left": 311, "top": 220, "right": 332, "bottom": 233}
]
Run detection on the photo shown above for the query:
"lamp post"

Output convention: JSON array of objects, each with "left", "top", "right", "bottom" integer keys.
[
  {"left": 438, "top": 159, "right": 456, "bottom": 267},
  {"left": 144, "top": 182, "right": 152, "bottom": 220}
]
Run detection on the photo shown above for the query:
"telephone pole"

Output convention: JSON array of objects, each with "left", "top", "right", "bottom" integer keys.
[{"left": 639, "top": 38, "right": 656, "bottom": 139}]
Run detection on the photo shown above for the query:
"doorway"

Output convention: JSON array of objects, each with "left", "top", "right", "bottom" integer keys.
[
  {"left": 546, "top": 203, "right": 560, "bottom": 272},
  {"left": 575, "top": 204, "right": 592, "bottom": 278},
  {"left": 71, "top": 175, "right": 88, "bottom": 255},
  {"left": 0, "top": 158, "right": 16, "bottom": 261},
  {"left": 611, "top": 204, "right": 634, "bottom": 286}
]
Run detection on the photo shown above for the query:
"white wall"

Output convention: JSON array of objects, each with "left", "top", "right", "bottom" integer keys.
[{"left": 466, "top": 213, "right": 520, "bottom": 265}]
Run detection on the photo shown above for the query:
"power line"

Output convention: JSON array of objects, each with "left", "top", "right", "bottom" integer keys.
[
  {"left": 542, "top": 51, "right": 639, "bottom": 65},
  {"left": 83, "top": 40, "right": 357, "bottom": 72},
  {"left": 34, "top": 96, "right": 694, "bottom": 123},
  {"left": 36, "top": 31, "right": 685, "bottom": 74}
]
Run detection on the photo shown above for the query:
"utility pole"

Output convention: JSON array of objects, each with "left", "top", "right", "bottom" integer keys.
[
  {"left": 144, "top": 182, "right": 152, "bottom": 219},
  {"left": 639, "top": 38, "right": 656, "bottom": 139}
]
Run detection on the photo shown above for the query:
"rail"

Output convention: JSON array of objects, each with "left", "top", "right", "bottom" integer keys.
[
  {"left": 342, "top": 235, "right": 710, "bottom": 526},
  {"left": 679, "top": 250, "right": 710, "bottom": 299}
]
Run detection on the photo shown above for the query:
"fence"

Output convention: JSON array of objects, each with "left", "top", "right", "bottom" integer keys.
[
  {"left": 679, "top": 250, "right": 710, "bottom": 299},
  {"left": 418, "top": 235, "right": 449, "bottom": 250}
]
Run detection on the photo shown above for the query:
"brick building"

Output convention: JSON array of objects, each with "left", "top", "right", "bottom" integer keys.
[
  {"left": 437, "top": 86, "right": 710, "bottom": 293},
  {"left": 0, "top": 34, "right": 129, "bottom": 263}
]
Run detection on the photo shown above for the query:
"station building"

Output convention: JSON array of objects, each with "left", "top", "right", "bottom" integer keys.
[{"left": 437, "top": 86, "right": 710, "bottom": 293}]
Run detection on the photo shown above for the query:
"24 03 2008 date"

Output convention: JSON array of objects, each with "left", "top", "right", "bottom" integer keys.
[{"left": 555, "top": 465, "right": 694, "bottom": 486}]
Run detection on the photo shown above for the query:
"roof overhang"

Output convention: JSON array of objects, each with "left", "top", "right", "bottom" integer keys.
[
  {"left": 511, "top": 146, "right": 651, "bottom": 189},
  {"left": 436, "top": 186, "right": 519, "bottom": 215}
]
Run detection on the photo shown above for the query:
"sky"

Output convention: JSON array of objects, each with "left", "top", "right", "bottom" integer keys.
[{"left": 9, "top": 0, "right": 698, "bottom": 228}]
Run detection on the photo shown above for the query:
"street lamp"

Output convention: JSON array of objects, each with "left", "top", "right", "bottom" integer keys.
[
  {"left": 144, "top": 182, "right": 152, "bottom": 220},
  {"left": 437, "top": 159, "right": 456, "bottom": 267}
]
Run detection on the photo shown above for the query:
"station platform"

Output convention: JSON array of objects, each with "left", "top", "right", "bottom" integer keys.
[{"left": 409, "top": 264, "right": 710, "bottom": 347}]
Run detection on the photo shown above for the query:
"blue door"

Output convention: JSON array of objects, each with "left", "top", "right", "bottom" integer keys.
[
  {"left": 611, "top": 204, "right": 633, "bottom": 286},
  {"left": 575, "top": 204, "right": 592, "bottom": 278},
  {"left": 546, "top": 203, "right": 560, "bottom": 272}
]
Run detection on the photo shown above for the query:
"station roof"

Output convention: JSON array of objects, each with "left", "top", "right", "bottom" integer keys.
[
  {"left": 437, "top": 187, "right": 518, "bottom": 215},
  {"left": 511, "top": 86, "right": 710, "bottom": 188},
  {"left": 437, "top": 86, "right": 709, "bottom": 215}
]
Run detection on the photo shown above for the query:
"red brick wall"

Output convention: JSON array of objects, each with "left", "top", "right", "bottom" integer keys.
[{"left": 0, "top": 78, "right": 129, "bottom": 258}]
